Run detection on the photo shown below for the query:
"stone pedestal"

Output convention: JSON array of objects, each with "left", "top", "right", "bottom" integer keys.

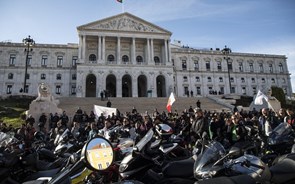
[{"left": 27, "top": 83, "right": 63, "bottom": 131}]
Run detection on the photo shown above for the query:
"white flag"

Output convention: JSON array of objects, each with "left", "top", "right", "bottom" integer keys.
[
  {"left": 254, "top": 90, "right": 268, "bottom": 105},
  {"left": 94, "top": 105, "right": 117, "bottom": 117},
  {"left": 166, "top": 92, "right": 176, "bottom": 112}
]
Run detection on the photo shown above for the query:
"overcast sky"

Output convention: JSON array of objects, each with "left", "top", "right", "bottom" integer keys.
[{"left": 1, "top": 0, "right": 294, "bottom": 93}]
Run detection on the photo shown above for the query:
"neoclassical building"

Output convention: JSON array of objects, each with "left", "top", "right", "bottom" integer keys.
[{"left": 0, "top": 12, "right": 292, "bottom": 98}]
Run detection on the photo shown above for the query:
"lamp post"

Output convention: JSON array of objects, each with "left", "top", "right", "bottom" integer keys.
[
  {"left": 222, "top": 45, "right": 232, "bottom": 94},
  {"left": 22, "top": 35, "right": 35, "bottom": 93}
]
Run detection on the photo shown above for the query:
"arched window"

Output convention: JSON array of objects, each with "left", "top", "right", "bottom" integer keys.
[
  {"left": 207, "top": 77, "right": 212, "bottom": 82},
  {"left": 89, "top": 54, "right": 97, "bottom": 62},
  {"left": 122, "top": 55, "right": 129, "bottom": 63},
  {"left": 262, "top": 78, "right": 266, "bottom": 83},
  {"left": 107, "top": 55, "right": 115, "bottom": 62},
  {"left": 136, "top": 56, "right": 143, "bottom": 63},
  {"left": 154, "top": 56, "right": 160, "bottom": 64}
]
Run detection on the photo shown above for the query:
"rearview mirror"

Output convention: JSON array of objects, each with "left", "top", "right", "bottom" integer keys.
[{"left": 82, "top": 136, "right": 114, "bottom": 171}]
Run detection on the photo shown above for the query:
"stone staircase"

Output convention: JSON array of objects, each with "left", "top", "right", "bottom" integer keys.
[{"left": 57, "top": 96, "right": 231, "bottom": 119}]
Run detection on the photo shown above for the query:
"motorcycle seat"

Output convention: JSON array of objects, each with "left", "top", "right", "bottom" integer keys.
[
  {"left": 195, "top": 175, "right": 256, "bottom": 184},
  {"left": 270, "top": 157, "right": 295, "bottom": 183},
  {"left": 162, "top": 157, "right": 194, "bottom": 178}
]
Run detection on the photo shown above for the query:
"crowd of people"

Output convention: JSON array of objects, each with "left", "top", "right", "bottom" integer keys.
[{"left": 1, "top": 104, "right": 295, "bottom": 150}]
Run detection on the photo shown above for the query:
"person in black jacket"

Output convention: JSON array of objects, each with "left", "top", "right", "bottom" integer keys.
[{"left": 191, "top": 108, "right": 209, "bottom": 141}]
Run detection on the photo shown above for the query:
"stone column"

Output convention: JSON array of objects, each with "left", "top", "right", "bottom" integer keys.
[
  {"left": 78, "top": 35, "right": 82, "bottom": 60},
  {"left": 117, "top": 37, "right": 121, "bottom": 64},
  {"left": 146, "top": 38, "right": 151, "bottom": 64},
  {"left": 167, "top": 39, "right": 171, "bottom": 63},
  {"left": 133, "top": 76, "right": 138, "bottom": 97},
  {"left": 98, "top": 36, "right": 101, "bottom": 61},
  {"left": 150, "top": 39, "right": 154, "bottom": 64},
  {"left": 164, "top": 39, "right": 168, "bottom": 64},
  {"left": 132, "top": 37, "right": 136, "bottom": 64},
  {"left": 82, "top": 35, "right": 86, "bottom": 61},
  {"left": 102, "top": 36, "right": 106, "bottom": 62},
  {"left": 117, "top": 78, "right": 122, "bottom": 97}
]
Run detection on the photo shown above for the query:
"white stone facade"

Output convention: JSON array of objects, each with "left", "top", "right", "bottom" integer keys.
[{"left": 0, "top": 13, "right": 292, "bottom": 98}]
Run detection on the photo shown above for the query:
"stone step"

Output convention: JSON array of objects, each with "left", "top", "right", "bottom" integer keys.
[{"left": 57, "top": 97, "right": 230, "bottom": 118}]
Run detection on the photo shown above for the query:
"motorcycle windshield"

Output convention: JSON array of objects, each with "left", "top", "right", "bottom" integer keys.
[
  {"left": 194, "top": 141, "right": 226, "bottom": 178},
  {"left": 268, "top": 122, "right": 292, "bottom": 145},
  {"left": 0, "top": 132, "right": 18, "bottom": 147},
  {"left": 135, "top": 128, "right": 154, "bottom": 151}
]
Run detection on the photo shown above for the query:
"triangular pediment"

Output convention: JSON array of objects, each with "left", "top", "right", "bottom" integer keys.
[{"left": 77, "top": 12, "right": 171, "bottom": 35}]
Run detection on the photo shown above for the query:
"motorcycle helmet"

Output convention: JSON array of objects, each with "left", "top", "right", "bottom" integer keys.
[{"left": 155, "top": 124, "right": 173, "bottom": 140}]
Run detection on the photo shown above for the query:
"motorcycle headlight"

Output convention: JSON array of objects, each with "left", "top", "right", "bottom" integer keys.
[{"left": 119, "top": 163, "right": 128, "bottom": 173}]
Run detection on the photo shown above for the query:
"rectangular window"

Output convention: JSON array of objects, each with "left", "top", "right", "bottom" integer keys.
[
  {"left": 252, "top": 87, "right": 257, "bottom": 95},
  {"left": 228, "top": 62, "right": 233, "bottom": 71},
  {"left": 269, "top": 64, "right": 273, "bottom": 73},
  {"left": 71, "top": 85, "right": 76, "bottom": 95},
  {"left": 8, "top": 73, "right": 14, "bottom": 79},
  {"left": 249, "top": 63, "right": 254, "bottom": 72},
  {"left": 56, "top": 74, "right": 62, "bottom": 80},
  {"left": 239, "top": 63, "right": 243, "bottom": 72},
  {"left": 242, "top": 87, "right": 246, "bottom": 95},
  {"left": 196, "top": 87, "right": 201, "bottom": 95},
  {"left": 194, "top": 61, "right": 199, "bottom": 71},
  {"left": 195, "top": 76, "right": 200, "bottom": 82},
  {"left": 9, "top": 54, "right": 16, "bottom": 66},
  {"left": 41, "top": 74, "right": 46, "bottom": 80},
  {"left": 241, "top": 78, "right": 245, "bottom": 83},
  {"left": 72, "top": 74, "right": 76, "bottom": 80},
  {"left": 72, "top": 56, "right": 78, "bottom": 67},
  {"left": 41, "top": 55, "right": 48, "bottom": 67},
  {"left": 6, "top": 85, "right": 12, "bottom": 94},
  {"left": 182, "top": 60, "right": 187, "bottom": 70},
  {"left": 183, "top": 76, "right": 188, "bottom": 82},
  {"left": 206, "top": 61, "right": 210, "bottom": 71},
  {"left": 219, "top": 87, "right": 224, "bottom": 94},
  {"left": 217, "top": 61, "right": 222, "bottom": 71},
  {"left": 24, "top": 85, "right": 29, "bottom": 93},
  {"left": 56, "top": 85, "right": 61, "bottom": 94},
  {"left": 184, "top": 86, "right": 188, "bottom": 96},
  {"left": 231, "top": 87, "right": 236, "bottom": 94},
  {"left": 27, "top": 55, "right": 32, "bottom": 67},
  {"left": 57, "top": 56, "right": 63, "bottom": 67},
  {"left": 259, "top": 63, "right": 264, "bottom": 73}
]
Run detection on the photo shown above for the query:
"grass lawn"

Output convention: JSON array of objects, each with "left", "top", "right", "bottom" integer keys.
[{"left": 0, "top": 96, "right": 34, "bottom": 128}]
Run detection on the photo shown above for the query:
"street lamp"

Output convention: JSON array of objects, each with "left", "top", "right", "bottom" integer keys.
[
  {"left": 222, "top": 45, "right": 232, "bottom": 94},
  {"left": 22, "top": 35, "right": 35, "bottom": 93}
]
